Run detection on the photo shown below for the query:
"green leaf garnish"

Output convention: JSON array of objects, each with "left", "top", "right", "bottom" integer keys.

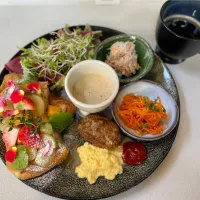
[
  {"left": 153, "top": 107, "right": 160, "bottom": 112},
  {"left": 49, "top": 112, "right": 74, "bottom": 132},
  {"left": 84, "top": 24, "right": 92, "bottom": 32},
  {"left": 10, "top": 145, "right": 28, "bottom": 170},
  {"left": 8, "top": 126, "right": 13, "bottom": 132},
  {"left": 138, "top": 123, "right": 148, "bottom": 130},
  {"left": 16, "top": 101, "right": 25, "bottom": 109},
  {"left": 142, "top": 123, "right": 148, "bottom": 128}
]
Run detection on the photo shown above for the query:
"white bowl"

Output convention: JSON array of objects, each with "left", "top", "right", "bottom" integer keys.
[
  {"left": 112, "top": 80, "right": 179, "bottom": 141},
  {"left": 65, "top": 60, "right": 119, "bottom": 116}
]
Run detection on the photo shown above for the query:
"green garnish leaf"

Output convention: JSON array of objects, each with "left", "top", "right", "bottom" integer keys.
[
  {"left": 92, "top": 30, "right": 103, "bottom": 38},
  {"left": 142, "top": 123, "right": 148, "bottom": 129},
  {"left": 153, "top": 107, "right": 160, "bottom": 112},
  {"left": 16, "top": 101, "right": 25, "bottom": 109},
  {"left": 146, "top": 102, "right": 153, "bottom": 110},
  {"left": 144, "top": 96, "right": 148, "bottom": 104},
  {"left": 8, "top": 127, "right": 13, "bottom": 132},
  {"left": 8, "top": 117, "right": 14, "bottom": 131},
  {"left": 18, "top": 110, "right": 43, "bottom": 132},
  {"left": 49, "top": 112, "right": 74, "bottom": 132},
  {"left": 10, "top": 145, "right": 28, "bottom": 170},
  {"left": 50, "top": 76, "right": 65, "bottom": 91},
  {"left": 84, "top": 24, "right": 92, "bottom": 32},
  {"left": 75, "top": 28, "right": 82, "bottom": 34},
  {"left": 138, "top": 123, "right": 148, "bottom": 130}
]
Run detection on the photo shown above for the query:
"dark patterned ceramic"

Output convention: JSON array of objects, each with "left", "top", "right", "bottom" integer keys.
[{"left": 0, "top": 26, "right": 180, "bottom": 200}]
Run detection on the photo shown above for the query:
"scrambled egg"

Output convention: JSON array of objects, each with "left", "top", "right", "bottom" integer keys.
[{"left": 75, "top": 142, "right": 123, "bottom": 184}]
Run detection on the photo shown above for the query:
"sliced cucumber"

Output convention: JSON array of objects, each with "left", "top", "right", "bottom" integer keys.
[
  {"left": 26, "top": 147, "right": 37, "bottom": 161},
  {"left": 40, "top": 123, "right": 54, "bottom": 135}
]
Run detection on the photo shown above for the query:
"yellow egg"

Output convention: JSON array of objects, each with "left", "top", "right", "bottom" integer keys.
[{"left": 75, "top": 142, "right": 123, "bottom": 184}]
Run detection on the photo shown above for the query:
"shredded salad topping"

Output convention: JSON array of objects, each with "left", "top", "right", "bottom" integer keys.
[{"left": 117, "top": 94, "right": 168, "bottom": 136}]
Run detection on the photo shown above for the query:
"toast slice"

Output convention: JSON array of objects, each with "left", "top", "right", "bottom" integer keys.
[
  {"left": 0, "top": 73, "right": 49, "bottom": 101},
  {"left": 0, "top": 73, "right": 23, "bottom": 93},
  {"left": 0, "top": 73, "right": 49, "bottom": 112},
  {"left": 6, "top": 136, "right": 69, "bottom": 180},
  {"left": 0, "top": 73, "right": 70, "bottom": 180}
]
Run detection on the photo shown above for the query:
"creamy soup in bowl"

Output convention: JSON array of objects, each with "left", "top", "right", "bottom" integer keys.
[
  {"left": 65, "top": 60, "right": 119, "bottom": 116},
  {"left": 72, "top": 74, "right": 113, "bottom": 104}
]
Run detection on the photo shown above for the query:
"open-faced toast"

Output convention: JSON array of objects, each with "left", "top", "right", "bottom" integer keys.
[
  {"left": 6, "top": 137, "right": 69, "bottom": 180},
  {"left": 0, "top": 73, "right": 72, "bottom": 180}
]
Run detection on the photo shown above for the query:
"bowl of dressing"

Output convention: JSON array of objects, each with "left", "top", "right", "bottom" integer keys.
[{"left": 65, "top": 60, "right": 119, "bottom": 116}]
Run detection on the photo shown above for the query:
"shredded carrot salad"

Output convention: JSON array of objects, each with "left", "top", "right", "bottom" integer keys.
[{"left": 117, "top": 94, "right": 168, "bottom": 136}]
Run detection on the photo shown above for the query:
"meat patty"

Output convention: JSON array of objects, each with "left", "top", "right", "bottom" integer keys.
[{"left": 77, "top": 114, "right": 121, "bottom": 149}]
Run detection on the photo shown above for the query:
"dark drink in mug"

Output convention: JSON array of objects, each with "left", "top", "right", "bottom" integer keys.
[
  {"left": 164, "top": 14, "right": 200, "bottom": 40},
  {"left": 156, "top": 0, "right": 200, "bottom": 64}
]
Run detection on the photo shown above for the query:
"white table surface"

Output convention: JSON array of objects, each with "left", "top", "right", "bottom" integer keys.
[{"left": 0, "top": 1, "right": 200, "bottom": 200}]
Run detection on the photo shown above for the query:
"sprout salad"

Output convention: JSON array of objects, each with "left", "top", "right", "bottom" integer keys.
[{"left": 20, "top": 25, "right": 102, "bottom": 89}]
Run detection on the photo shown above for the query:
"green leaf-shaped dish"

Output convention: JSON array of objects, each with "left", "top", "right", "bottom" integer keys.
[{"left": 94, "top": 34, "right": 154, "bottom": 83}]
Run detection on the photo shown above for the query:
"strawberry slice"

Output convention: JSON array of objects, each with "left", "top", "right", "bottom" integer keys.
[
  {"left": 21, "top": 97, "right": 34, "bottom": 110},
  {"left": 27, "top": 82, "right": 41, "bottom": 94},
  {"left": 18, "top": 125, "right": 41, "bottom": 148},
  {"left": 2, "top": 127, "right": 19, "bottom": 148},
  {"left": 0, "top": 96, "right": 7, "bottom": 112},
  {"left": 5, "top": 146, "right": 17, "bottom": 163},
  {"left": 15, "top": 97, "right": 34, "bottom": 110},
  {"left": 10, "top": 90, "right": 24, "bottom": 104}
]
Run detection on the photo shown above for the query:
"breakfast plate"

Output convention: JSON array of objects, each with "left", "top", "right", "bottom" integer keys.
[{"left": 0, "top": 26, "right": 180, "bottom": 199}]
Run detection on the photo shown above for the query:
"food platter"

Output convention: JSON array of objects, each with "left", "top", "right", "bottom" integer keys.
[{"left": 0, "top": 26, "right": 180, "bottom": 199}]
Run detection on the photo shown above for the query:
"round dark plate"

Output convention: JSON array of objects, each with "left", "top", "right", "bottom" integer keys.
[{"left": 0, "top": 26, "right": 180, "bottom": 200}]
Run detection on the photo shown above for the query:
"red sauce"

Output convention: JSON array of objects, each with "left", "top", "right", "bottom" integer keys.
[{"left": 122, "top": 141, "right": 147, "bottom": 166}]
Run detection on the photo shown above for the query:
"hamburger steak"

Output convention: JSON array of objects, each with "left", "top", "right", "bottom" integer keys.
[{"left": 77, "top": 114, "right": 121, "bottom": 149}]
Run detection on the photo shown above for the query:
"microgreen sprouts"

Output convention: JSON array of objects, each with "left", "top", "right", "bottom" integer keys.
[{"left": 20, "top": 25, "right": 102, "bottom": 89}]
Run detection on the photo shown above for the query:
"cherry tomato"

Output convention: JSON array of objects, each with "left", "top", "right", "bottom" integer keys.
[{"left": 122, "top": 141, "right": 147, "bottom": 166}]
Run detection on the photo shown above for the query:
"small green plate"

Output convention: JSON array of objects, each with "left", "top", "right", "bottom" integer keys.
[{"left": 94, "top": 34, "right": 154, "bottom": 83}]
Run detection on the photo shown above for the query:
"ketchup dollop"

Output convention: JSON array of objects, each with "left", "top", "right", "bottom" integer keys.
[{"left": 122, "top": 141, "right": 147, "bottom": 166}]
